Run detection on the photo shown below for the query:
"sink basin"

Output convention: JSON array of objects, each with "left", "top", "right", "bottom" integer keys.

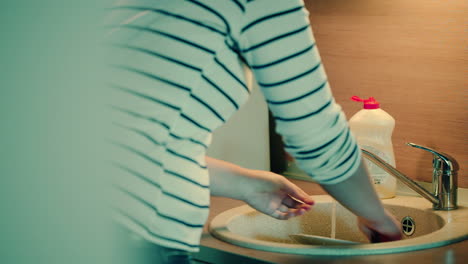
[{"left": 209, "top": 195, "right": 468, "bottom": 255}]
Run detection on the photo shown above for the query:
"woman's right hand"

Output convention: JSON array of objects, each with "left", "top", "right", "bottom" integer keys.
[{"left": 357, "top": 209, "right": 403, "bottom": 243}]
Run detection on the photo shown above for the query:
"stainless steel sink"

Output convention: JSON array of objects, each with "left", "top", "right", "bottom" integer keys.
[{"left": 209, "top": 195, "right": 468, "bottom": 255}]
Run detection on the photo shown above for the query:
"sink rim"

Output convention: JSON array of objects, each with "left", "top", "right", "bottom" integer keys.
[{"left": 209, "top": 195, "right": 468, "bottom": 255}]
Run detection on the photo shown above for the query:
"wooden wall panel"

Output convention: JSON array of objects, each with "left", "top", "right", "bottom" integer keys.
[{"left": 304, "top": 0, "right": 467, "bottom": 187}]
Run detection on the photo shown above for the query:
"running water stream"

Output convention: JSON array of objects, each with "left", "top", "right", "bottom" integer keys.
[{"left": 330, "top": 200, "right": 337, "bottom": 239}]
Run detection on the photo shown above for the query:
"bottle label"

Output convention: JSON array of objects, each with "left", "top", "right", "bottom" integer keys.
[{"left": 361, "top": 145, "right": 391, "bottom": 185}]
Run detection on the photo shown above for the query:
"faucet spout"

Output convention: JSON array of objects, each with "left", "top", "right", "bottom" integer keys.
[{"left": 361, "top": 149, "right": 440, "bottom": 206}]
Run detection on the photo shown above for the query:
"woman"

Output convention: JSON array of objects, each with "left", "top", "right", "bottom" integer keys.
[{"left": 106, "top": 0, "right": 402, "bottom": 263}]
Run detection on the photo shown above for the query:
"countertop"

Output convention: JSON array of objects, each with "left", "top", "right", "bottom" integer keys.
[{"left": 194, "top": 179, "right": 468, "bottom": 264}]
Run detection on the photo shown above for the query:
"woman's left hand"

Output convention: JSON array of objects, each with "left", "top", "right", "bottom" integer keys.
[
  {"left": 240, "top": 171, "right": 314, "bottom": 220},
  {"left": 207, "top": 157, "right": 314, "bottom": 220}
]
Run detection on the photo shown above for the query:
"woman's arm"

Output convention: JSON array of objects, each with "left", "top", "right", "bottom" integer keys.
[
  {"left": 321, "top": 159, "right": 402, "bottom": 242},
  {"left": 206, "top": 156, "right": 314, "bottom": 220},
  {"left": 208, "top": 156, "right": 401, "bottom": 241},
  {"left": 238, "top": 1, "right": 402, "bottom": 242}
]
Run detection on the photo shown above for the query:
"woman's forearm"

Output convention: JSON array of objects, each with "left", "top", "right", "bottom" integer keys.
[
  {"left": 206, "top": 156, "right": 253, "bottom": 200},
  {"left": 320, "top": 159, "right": 387, "bottom": 224}
]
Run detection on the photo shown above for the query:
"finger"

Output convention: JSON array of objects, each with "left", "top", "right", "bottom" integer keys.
[
  {"left": 282, "top": 196, "right": 313, "bottom": 212},
  {"left": 278, "top": 204, "right": 290, "bottom": 213},
  {"left": 287, "top": 192, "right": 314, "bottom": 206},
  {"left": 270, "top": 210, "right": 289, "bottom": 220},
  {"left": 271, "top": 209, "right": 304, "bottom": 220},
  {"left": 282, "top": 195, "right": 301, "bottom": 208},
  {"left": 290, "top": 194, "right": 315, "bottom": 207},
  {"left": 273, "top": 206, "right": 308, "bottom": 220},
  {"left": 282, "top": 181, "right": 315, "bottom": 205}
]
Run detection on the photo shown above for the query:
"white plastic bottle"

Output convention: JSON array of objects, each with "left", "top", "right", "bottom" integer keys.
[{"left": 349, "top": 96, "right": 396, "bottom": 199}]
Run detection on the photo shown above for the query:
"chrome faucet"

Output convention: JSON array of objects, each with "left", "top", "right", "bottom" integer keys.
[{"left": 361, "top": 143, "right": 459, "bottom": 210}]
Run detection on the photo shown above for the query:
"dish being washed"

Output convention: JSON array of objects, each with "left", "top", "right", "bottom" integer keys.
[{"left": 289, "top": 234, "right": 360, "bottom": 246}]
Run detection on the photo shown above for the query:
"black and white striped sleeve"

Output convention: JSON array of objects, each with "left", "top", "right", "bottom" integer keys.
[{"left": 238, "top": 0, "right": 362, "bottom": 184}]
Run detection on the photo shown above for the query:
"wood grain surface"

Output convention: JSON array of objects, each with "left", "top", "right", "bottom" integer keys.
[{"left": 304, "top": 0, "right": 467, "bottom": 187}]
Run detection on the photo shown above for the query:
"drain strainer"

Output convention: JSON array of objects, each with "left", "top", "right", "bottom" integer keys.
[{"left": 401, "top": 216, "right": 416, "bottom": 236}]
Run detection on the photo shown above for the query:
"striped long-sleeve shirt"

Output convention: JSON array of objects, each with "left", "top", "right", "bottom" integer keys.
[{"left": 106, "top": 0, "right": 361, "bottom": 252}]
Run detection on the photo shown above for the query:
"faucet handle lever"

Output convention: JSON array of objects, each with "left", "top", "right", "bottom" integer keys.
[{"left": 406, "top": 143, "right": 459, "bottom": 173}]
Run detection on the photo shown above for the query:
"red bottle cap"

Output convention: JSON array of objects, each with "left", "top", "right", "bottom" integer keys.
[{"left": 351, "top": 96, "right": 380, "bottom": 109}]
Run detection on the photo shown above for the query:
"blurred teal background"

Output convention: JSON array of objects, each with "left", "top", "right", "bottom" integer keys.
[{"left": 1, "top": 1, "right": 114, "bottom": 263}]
